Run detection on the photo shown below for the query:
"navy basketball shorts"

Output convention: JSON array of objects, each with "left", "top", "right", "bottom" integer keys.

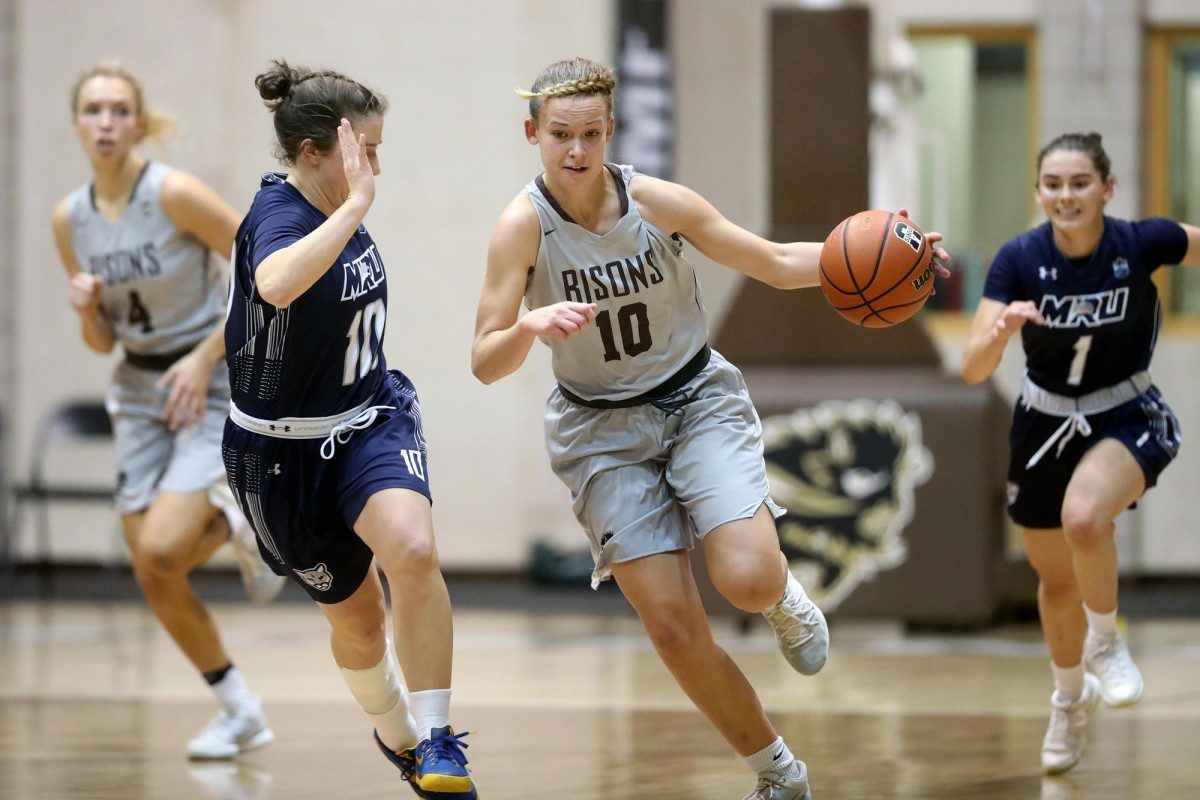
[
  {"left": 221, "top": 371, "right": 431, "bottom": 603},
  {"left": 1006, "top": 386, "right": 1182, "bottom": 529}
]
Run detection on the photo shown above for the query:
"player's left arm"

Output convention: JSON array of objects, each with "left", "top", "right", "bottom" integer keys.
[
  {"left": 632, "top": 175, "right": 949, "bottom": 290},
  {"left": 632, "top": 175, "right": 818, "bottom": 289},
  {"left": 1178, "top": 222, "right": 1200, "bottom": 267},
  {"left": 159, "top": 169, "right": 241, "bottom": 431}
]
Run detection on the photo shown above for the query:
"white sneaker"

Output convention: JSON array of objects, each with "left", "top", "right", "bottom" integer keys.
[
  {"left": 762, "top": 572, "right": 829, "bottom": 675},
  {"left": 743, "top": 761, "right": 813, "bottom": 800},
  {"left": 1084, "top": 632, "right": 1143, "bottom": 707},
  {"left": 227, "top": 510, "right": 285, "bottom": 605},
  {"left": 187, "top": 701, "right": 276, "bottom": 760},
  {"left": 1041, "top": 673, "right": 1100, "bottom": 774}
]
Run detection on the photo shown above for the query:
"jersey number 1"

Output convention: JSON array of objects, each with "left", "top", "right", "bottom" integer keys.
[
  {"left": 342, "top": 299, "right": 386, "bottom": 386},
  {"left": 597, "top": 302, "right": 652, "bottom": 362},
  {"left": 1067, "top": 334, "right": 1093, "bottom": 387}
]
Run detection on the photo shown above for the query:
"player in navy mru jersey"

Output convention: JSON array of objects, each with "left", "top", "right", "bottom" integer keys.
[
  {"left": 222, "top": 61, "right": 476, "bottom": 800},
  {"left": 963, "top": 132, "right": 1200, "bottom": 775}
]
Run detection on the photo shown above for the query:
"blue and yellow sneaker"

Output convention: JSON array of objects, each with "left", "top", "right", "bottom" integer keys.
[
  {"left": 411, "top": 726, "right": 477, "bottom": 799},
  {"left": 373, "top": 731, "right": 417, "bottom": 788}
]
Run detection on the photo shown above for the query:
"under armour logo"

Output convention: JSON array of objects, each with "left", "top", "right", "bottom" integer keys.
[
  {"left": 268, "top": 423, "right": 292, "bottom": 432},
  {"left": 269, "top": 463, "right": 282, "bottom": 475},
  {"left": 1038, "top": 266, "right": 1058, "bottom": 281}
]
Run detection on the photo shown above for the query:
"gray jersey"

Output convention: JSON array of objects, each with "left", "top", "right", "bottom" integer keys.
[
  {"left": 523, "top": 163, "right": 708, "bottom": 402},
  {"left": 66, "top": 161, "right": 224, "bottom": 355}
]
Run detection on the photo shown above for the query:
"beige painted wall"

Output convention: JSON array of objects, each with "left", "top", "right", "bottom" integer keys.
[{"left": 10, "top": 0, "right": 611, "bottom": 566}]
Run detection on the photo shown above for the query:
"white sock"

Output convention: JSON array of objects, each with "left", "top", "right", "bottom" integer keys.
[
  {"left": 745, "top": 736, "right": 801, "bottom": 778},
  {"left": 769, "top": 571, "right": 802, "bottom": 612},
  {"left": 409, "top": 688, "right": 452, "bottom": 743},
  {"left": 1084, "top": 605, "right": 1119, "bottom": 640},
  {"left": 340, "top": 650, "right": 418, "bottom": 751},
  {"left": 1050, "top": 661, "right": 1085, "bottom": 704},
  {"left": 210, "top": 667, "right": 256, "bottom": 715}
]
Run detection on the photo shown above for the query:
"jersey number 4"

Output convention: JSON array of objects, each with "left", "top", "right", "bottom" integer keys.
[
  {"left": 342, "top": 299, "right": 386, "bottom": 386},
  {"left": 597, "top": 302, "right": 652, "bottom": 362},
  {"left": 127, "top": 290, "right": 154, "bottom": 333}
]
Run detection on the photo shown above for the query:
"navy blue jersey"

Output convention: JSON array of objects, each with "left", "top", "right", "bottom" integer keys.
[
  {"left": 226, "top": 173, "right": 388, "bottom": 418},
  {"left": 983, "top": 217, "right": 1187, "bottom": 396}
]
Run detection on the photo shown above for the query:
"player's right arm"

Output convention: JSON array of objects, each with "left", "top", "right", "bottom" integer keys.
[
  {"left": 471, "top": 195, "right": 596, "bottom": 384},
  {"left": 961, "top": 297, "right": 1044, "bottom": 385},
  {"left": 256, "top": 120, "right": 372, "bottom": 308},
  {"left": 52, "top": 198, "right": 116, "bottom": 354}
]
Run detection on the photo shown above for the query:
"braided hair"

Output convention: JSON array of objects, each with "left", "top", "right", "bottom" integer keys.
[{"left": 517, "top": 58, "right": 617, "bottom": 122}]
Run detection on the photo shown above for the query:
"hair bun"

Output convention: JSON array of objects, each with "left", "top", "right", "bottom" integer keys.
[{"left": 255, "top": 60, "right": 304, "bottom": 108}]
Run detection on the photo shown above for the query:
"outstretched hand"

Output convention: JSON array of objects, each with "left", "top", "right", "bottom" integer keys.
[
  {"left": 994, "top": 300, "right": 1045, "bottom": 338},
  {"left": 338, "top": 118, "right": 374, "bottom": 207},
  {"left": 519, "top": 302, "right": 598, "bottom": 340}
]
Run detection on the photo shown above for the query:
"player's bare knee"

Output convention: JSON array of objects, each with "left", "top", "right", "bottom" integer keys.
[
  {"left": 640, "top": 607, "right": 709, "bottom": 657},
  {"left": 131, "top": 538, "right": 189, "bottom": 579},
  {"left": 375, "top": 531, "right": 439, "bottom": 579},
  {"left": 1061, "top": 506, "right": 1109, "bottom": 551},
  {"left": 710, "top": 559, "right": 783, "bottom": 613},
  {"left": 1038, "top": 575, "right": 1079, "bottom": 604}
]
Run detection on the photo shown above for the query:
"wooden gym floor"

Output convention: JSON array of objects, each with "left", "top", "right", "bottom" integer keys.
[{"left": 1, "top": 600, "right": 1197, "bottom": 799}]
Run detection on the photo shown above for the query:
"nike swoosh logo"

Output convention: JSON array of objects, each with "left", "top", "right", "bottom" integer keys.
[
  {"left": 772, "top": 749, "right": 785, "bottom": 761},
  {"left": 543, "top": 228, "right": 556, "bottom": 236}
]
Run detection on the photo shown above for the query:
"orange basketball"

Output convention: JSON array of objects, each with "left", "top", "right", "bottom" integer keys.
[{"left": 819, "top": 210, "right": 936, "bottom": 328}]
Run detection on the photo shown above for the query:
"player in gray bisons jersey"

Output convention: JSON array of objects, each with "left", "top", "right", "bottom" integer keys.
[
  {"left": 472, "top": 58, "right": 948, "bottom": 800},
  {"left": 51, "top": 60, "right": 282, "bottom": 761}
]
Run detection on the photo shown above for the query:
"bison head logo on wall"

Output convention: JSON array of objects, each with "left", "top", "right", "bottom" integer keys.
[{"left": 762, "top": 400, "right": 933, "bottom": 611}]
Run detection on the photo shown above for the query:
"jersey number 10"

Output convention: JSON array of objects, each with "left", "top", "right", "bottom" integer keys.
[
  {"left": 342, "top": 299, "right": 386, "bottom": 386},
  {"left": 597, "top": 302, "right": 652, "bottom": 362}
]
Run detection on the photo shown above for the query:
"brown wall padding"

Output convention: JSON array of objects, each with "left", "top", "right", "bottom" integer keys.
[
  {"left": 696, "top": 9, "right": 1023, "bottom": 625},
  {"left": 716, "top": 7, "right": 940, "bottom": 367}
]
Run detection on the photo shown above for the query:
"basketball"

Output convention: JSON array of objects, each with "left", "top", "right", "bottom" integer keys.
[{"left": 819, "top": 210, "right": 936, "bottom": 328}]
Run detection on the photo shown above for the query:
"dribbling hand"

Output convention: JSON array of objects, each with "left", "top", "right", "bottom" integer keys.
[
  {"left": 338, "top": 118, "right": 374, "bottom": 207},
  {"left": 67, "top": 272, "right": 104, "bottom": 315},
  {"left": 520, "top": 302, "right": 598, "bottom": 340},
  {"left": 897, "top": 208, "right": 952, "bottom": 287}
]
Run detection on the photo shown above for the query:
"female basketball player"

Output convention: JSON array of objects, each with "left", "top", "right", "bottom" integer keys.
[
  {"left": 962, "top": 132, "right": 1200, "bottom": 774},
  {"left": 472, "top": 57, "right": 948, "bottom": 800},
  {"left": 53, "top": 60, "right": 283, "bottom": 760},
  {"left": 221, "top": 61, "right": 476, "bottom": 799}
]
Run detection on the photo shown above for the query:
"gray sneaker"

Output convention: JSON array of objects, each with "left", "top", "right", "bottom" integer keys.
[
  {"left": 743, "top": 761, "right": 812, "bottom": 800},
  {"left": 1041, "top": 673, "right": 1101, "bottom": 774},
  {"left": 186, "top": 699, "right": 275, "bottom": 760},
  {"left": 1084, "top": 632, "right": 1143, "bottom": 707},
  {"left": 762, "top": 572, "right": 828, "bottom": 675},
  {"left": 227, "top": 509, "right": 285, "bottom": 605}
]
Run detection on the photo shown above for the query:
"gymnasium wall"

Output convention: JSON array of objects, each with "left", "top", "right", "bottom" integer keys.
[
  {"left": 4, "top": 0, "right": 1200, "bottom": 574},
  {"left": 6, "top": 0, "right": 609, "bottom": 567}
]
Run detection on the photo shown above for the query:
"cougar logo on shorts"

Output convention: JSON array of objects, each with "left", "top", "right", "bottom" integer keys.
[
  {"left": 761, "top": 400, "right": 933, "bottom": 611},
  {"left": 295, "top": 563, "right": 333, "bottom": 592}
]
